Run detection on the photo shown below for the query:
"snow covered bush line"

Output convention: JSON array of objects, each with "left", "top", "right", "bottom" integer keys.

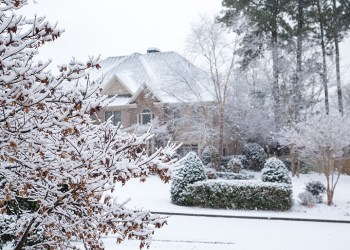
[{"left": 188, "top": 180, "right": 293, "bottom": 211}]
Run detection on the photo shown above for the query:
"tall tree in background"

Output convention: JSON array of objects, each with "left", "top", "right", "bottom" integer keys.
[
  {"left": 220, "top": 0, "right": 292, "bottom": 127},
  {"left": 0, "top": 1, "right": 177, "bottom": 249},
  {"left": 327, "top": 0, "right": 350, "bottom": 115}
]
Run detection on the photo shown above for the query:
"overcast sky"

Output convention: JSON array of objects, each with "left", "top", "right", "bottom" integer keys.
[
  {"left": 19, "top": 0, "right": 221, "bottom": 66},
  {"left": 19, "top": 0, "right": 349, "bottom": 80}
]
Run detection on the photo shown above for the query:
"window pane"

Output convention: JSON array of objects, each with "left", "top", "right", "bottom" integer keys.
[
  {"left": 173, "top": 109, "right": 180, "bottom": 126},
  {"left": 142, "top": 113, "right": 151, "bottom": 125},
  {"left": 113, "top": 111, "right": 121, "bottom": 126},
  {"left": 105, "top": 111, "right": 113, "bottom": 122}
]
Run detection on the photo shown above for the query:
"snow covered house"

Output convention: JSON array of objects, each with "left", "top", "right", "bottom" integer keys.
[{"left": 91, "top": 49, "right": 218, "bottom": 155}]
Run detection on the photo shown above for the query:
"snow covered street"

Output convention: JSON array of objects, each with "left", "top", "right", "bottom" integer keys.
[{"left": 102, "top": 215, "right": 349, "bottom": 250}]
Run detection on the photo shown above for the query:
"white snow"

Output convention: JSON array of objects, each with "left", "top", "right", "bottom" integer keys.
[{"left": 98, "top": 171, "right": 350, "bottom": 249}]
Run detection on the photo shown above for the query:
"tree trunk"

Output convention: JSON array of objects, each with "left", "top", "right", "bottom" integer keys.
[
  {"left": 327, "top": 189, "right": 334, "bottom": 206},
  {"left": 217, "top": 103, "right": 225, "bottom": 171},
  {"left": 317, "top": 0, "right": 330, "bottom": 114},
  {"left": 271, "top": 0, "right": 281, "bottom": 127},
  {"left": 294, "top": 0, "right": 304, "bottom": 121},
  {"left": 332, "top": 0, "right": 344, "bottom": 115}
]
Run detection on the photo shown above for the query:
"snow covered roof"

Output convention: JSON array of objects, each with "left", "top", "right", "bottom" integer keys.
[{"left": 90, "top": 51, "right": 215, "bottom": 104}]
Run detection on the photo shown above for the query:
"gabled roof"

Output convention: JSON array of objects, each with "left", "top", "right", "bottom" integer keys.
[{"left": 90, "top": 51, "right": 215, "bottom": 104}]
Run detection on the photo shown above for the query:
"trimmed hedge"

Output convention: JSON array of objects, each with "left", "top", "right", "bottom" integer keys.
[{"left": 188, "top": 180, "right": 293, "bottom": 211}]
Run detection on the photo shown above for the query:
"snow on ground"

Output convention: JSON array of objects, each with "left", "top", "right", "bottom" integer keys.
[
  {"left": 100, "top": 216, "right": 349, "bottom": 250},
  {"left": 97, "top": 172, "right": 350, "bottom": 250}
]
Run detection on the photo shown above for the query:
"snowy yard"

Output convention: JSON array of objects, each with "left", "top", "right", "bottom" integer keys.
[{"left": 98, "top": 172, "right": 350, "bottom": 250}]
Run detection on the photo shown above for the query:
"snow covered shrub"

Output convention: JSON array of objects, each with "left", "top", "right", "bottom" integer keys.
[
  {"left": 205, "top": 167, "right": 217, "bottom": 179},
  {"left": 201, "top": 146, "right": 219, "bottom": 165},
  {"left": 220, "top": 156, "right": 233, "bottom": 168},
  {"left": 226, "top": 158, "right": 242, "bottom": 173},
  {"left": 233, "top": 155, "right": 249, "bottom": 169},
  {"left": 243, "top": 143, "right": 268, "bottom": 171},
  {"left": 298, "top": 191, "right": 316, "bottom": 207},
  {"left": 189, "top": 180, "right": 293, "bottom": 211},
  {"left": 171, "top": 152, "right": 207, "bottom": 205},
  {"left": 305, "top": 181, "right": 326, "bottom": 203},
  {"left": 262, "top": 157, "right": 291, "bottom": 184}
]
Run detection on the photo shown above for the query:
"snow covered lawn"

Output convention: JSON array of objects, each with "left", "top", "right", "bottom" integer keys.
[{"left": 101, "top": 172, "right": 350, "bottom": 250}]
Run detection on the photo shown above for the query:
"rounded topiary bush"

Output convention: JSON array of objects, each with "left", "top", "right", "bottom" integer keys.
[
  {"left": 171, "top": 151, "right": 207, "bottom": 205},
  {"left": 243, "top": 143, "right": 268, "bottom": 171},
  {"left": 201, "top": 146, "right": 219, "bottom": 165},
  {"left": 261, "top": 157, "right": 291, "bottom": 184},
  {"left": 226, "top": 158, "right": 242, "bottom": 173},
  {"left": 305, "top": 181, "right": 326, "bottom": 203}
]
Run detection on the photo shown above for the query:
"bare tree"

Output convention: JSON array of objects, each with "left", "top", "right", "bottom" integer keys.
[
  {"left": 185, "top": 15, "right": 245, "bottom": 169},
  {"left": 0, "top": 2, "right": 177, "bottom": 249},
  {"left": 279, "top": 114, "right": 350, "bottom": 205}
]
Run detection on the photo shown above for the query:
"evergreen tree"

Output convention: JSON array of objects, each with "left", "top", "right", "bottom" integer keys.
[{"left": 171, "top": 152, "right": 207, "bottom": 205}]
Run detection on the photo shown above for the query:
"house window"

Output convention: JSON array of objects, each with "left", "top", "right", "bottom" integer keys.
[
  {"left": 173, "top": 109, "right": 181, "bottom": 126},
  {"left": 105, "top": 111, "right": 122, "bottom": 126},
  {"left": 139, "top": 108, "right": 153, "bottom": 125}
]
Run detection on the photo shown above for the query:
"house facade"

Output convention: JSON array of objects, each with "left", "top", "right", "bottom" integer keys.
[{"left": 91, "top": 49, "right": 236, "bottom": 156}]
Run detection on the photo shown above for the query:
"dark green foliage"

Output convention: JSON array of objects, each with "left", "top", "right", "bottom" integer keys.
[
  {"left": 305, "top": 180, "right": 326, "bottom": 203},
  {"left": 243, "top": 143, "right": 268, "bottom": 171},
  {"left": 201, "top": 146, "right": 219, "bottom": 165},
  {"left": 225, "top": 158, "right": 243, "bottom": 173},
  {"left": 188, "top": 180, "right": 293, "bottom": 211},
  {"left": 262, "top": 157, "right": 291, "bottom": 184},
  {"left": 233, "top": 155, "right": 249, "bottom": 169},
  {"left": 170, "top": 152, "right": 207, "bottom": 205},
  {"left": 220, "top": 156, "right": 233, "bottom": 168}
]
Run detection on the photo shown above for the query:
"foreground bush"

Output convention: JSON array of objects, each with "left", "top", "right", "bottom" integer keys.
[
  {"left": 188, "top": 180, "right": 293, "bottom": 211},
  {"left": 171, "top": 152, "right": 207, "bottom": 205}
]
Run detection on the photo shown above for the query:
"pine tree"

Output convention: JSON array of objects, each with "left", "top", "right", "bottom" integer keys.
[{"left": 220, "top": 0, "right": 292, "bottom": 127}]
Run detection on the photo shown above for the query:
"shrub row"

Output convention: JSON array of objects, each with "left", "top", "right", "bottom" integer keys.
[{"left": 188, "top": 180, "right": 293, "bottom": 211}]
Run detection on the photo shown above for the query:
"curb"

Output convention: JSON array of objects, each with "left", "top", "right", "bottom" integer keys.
[{"left": 152, "top": 211, "right": 350, "bottom": 224}]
